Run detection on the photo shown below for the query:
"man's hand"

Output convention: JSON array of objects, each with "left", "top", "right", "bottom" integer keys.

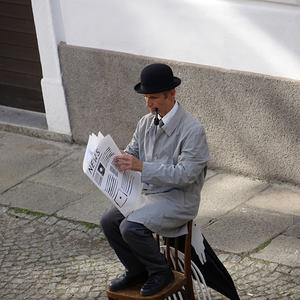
[{"left": 113, "top": 153, "right": 143, "bottom": 172}]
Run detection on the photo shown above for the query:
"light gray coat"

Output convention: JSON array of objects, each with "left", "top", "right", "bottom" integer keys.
[{"left": 125, "top": 103, "right": 209, "bottom": 237}]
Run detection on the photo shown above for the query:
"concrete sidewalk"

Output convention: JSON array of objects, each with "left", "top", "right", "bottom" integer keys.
[{"left": 0, "top": 130, "right": 299, "bottom": 267}]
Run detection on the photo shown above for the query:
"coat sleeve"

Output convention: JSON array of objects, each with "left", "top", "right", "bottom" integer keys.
[{"left": 141, "top": 126, "right": 209, "bottom": 188}]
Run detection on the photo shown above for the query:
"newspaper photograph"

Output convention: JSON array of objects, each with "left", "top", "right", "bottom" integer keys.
[{"left": 83, "top": 132, "right": 142, "bottom": 217}]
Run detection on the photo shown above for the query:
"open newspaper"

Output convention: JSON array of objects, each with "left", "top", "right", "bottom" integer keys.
[{"left": 83, "top": 131, "right": 142, "bottom": 217}]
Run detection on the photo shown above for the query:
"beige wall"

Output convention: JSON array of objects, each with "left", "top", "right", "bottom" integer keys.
[{"left": 59, "top": 43, "right": 300, "bottom": 185}]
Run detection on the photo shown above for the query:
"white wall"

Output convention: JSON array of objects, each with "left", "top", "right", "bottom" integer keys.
[
  {"left": 32, "top": 0, "right": 300, "bottom": 135},
  {"left": 59, "top": 0, "right": 300, "bottom": 80}
]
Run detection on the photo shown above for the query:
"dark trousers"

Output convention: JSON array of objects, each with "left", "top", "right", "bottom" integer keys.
[{"left": 100, "top": 207, "right": 169, "bottom": 277}]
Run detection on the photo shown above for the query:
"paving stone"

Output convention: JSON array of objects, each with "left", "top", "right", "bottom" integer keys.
[
  {"left": 196, "top": 173, "right": 268, "bottom": 227},
  {"left": 276, "top": 265, "right": 292, "bottom": 274},
  {"left": 0, "top": 132, "right": 72, "bottom": 193},
  {"left": 29, "top": 150, "right": 97, "bottom": 195},
  {"left": 1, "top": 200, "right": 300, "bottom": 299},
  {"left": 44, "top": 216, "right": 59, "bottom": 225},
  {"left": 0, "top": 181, "right": 82, "bottom": 215},
  {"left": 284, "top": 222, "right": 300, "bottom": 238},
  {"left": 217, "top": 253, "right": 230, "bottom": 262},
  {"left": 290, "top": 268, "right": 300, "bottom": 276},
  {"left": 7, "top": 209, "right": 38, "bottom": 220},
  {"left": 247, "top": 184, "right": 300, "bottom": 215},
  {"left": 56, "top": 190, "right": 112, "bottom": 224},
  {"left": 251, "top": 235, "right": 300, "bottom": 267},
  {"left": 202, "top": 205, "right": 293, "bottom": 253},
  {"left": 0, "top": 206, "right": 8, "bottom": 214}
]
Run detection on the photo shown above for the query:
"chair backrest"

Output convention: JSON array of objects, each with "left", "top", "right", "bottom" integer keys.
[{"left": 156, "top": 220, "right": 195, "bottom": 300}]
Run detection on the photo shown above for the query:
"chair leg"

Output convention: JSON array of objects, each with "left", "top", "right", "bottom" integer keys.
[
  {"left": 178, "top": 285, "right": 194, "bottom": 300},
  {"left": 183, "top": 286, "right": 195, "bottom": 300}
]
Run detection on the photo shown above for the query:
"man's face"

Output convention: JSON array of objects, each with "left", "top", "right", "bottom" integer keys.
[{"left": 143, "top": 89, "right": 175, "bottom": 117}]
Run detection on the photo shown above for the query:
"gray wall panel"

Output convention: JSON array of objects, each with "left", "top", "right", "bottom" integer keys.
[{"left": 59, "top": 43, "right": 300, "bottom": 184}]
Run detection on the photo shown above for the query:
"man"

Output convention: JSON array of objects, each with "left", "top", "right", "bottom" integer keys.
[{"left": 100, "top": 63, "right": 209, "bottom": 296}]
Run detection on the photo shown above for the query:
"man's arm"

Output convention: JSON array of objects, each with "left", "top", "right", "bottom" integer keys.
[
  {"left": 113, "top": 117, "right": 142, "bottom": 171},
  {"left": 123, "top": 119, "right": 141, "bottom": 159}
]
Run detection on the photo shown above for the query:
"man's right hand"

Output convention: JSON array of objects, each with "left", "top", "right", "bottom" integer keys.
[{"left": 113, "top": 153, "right": 143, "bottom": 172}]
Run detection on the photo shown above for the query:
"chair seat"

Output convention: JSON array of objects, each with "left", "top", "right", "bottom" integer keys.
[{"left": 106, "top": 270, "right": 186, "bottom": 300}]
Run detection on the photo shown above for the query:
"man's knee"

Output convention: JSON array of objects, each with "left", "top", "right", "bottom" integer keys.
[
  {"left": 100, "top": 211, "right": 111, "bottom": 233},
  {"left": 120, "top": 220, "right": 150, "bottom": 243},
  {"left": 100, "top": 208, "right": 121, "bottom": 235}
]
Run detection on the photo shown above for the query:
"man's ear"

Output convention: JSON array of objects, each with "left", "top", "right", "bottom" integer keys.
[{"left": 170, "top": 88, "right": 176, "bottom": 98}]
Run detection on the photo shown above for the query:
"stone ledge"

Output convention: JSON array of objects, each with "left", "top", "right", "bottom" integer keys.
[
  {"left": 0, "top": 122, "right": 72, "bottom": 144},
  {"left": 0, "top": 105, "right": 72, "bottom": 143},
  {"left": 0, "top": 105, "right": 73, "bottom": 143}
]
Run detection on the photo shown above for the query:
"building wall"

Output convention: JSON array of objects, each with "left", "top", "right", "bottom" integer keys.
[
  {"left": 32, "top": 0, "right": 300, "bottom": 183},
  {"left": 59, "top": 0, "right": 300, "bottom": 80},
  {"left": 59, "top": 44, "right": 300, "bottom": 184}
]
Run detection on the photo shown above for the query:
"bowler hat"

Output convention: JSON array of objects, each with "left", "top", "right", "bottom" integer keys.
[{"left": 134, "top": 63, "right": 181, "bottom": 94}]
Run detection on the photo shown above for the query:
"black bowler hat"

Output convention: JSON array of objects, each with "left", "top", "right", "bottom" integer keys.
[{"left": 134, "top": 63, "right": 181, "bottom": 94}]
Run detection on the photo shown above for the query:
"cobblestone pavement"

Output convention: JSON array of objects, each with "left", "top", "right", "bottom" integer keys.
[{"left": 0, "top": 206, "right": 299, "bottom": 300}]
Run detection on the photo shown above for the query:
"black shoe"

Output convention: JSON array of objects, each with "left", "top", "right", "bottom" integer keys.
[
  {"left": 140, "top": 269, "right": 174, "bottom": 296},
  {"left": 109, "top": 271, "right": 148, "bottom": 291}
]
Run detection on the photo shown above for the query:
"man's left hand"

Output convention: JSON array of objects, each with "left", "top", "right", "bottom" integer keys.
[{"left": 113, "top": 153, "right": 143, "bottom": 172}]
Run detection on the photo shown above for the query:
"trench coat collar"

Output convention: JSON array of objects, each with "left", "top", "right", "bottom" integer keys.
[{"left": 161, "top": 102, "right": 185, "bottom": 137}]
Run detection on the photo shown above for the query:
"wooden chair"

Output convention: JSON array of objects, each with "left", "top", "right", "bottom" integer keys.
[{"left": 106, "top": 220, "right": 195, "bottom": 300}]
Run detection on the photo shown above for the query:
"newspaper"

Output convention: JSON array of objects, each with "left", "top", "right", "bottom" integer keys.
[{"left": 83, "top": 131, "right": 142, "bottom": 217}]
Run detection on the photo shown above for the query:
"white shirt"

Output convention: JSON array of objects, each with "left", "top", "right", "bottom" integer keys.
[{"left": 161, "top": 101, "right": 178, "bottom": 126}]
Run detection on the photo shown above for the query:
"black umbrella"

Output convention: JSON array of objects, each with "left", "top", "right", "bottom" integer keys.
[{"left": 168, "top": 233, "right": 240, "bottom": 300}]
